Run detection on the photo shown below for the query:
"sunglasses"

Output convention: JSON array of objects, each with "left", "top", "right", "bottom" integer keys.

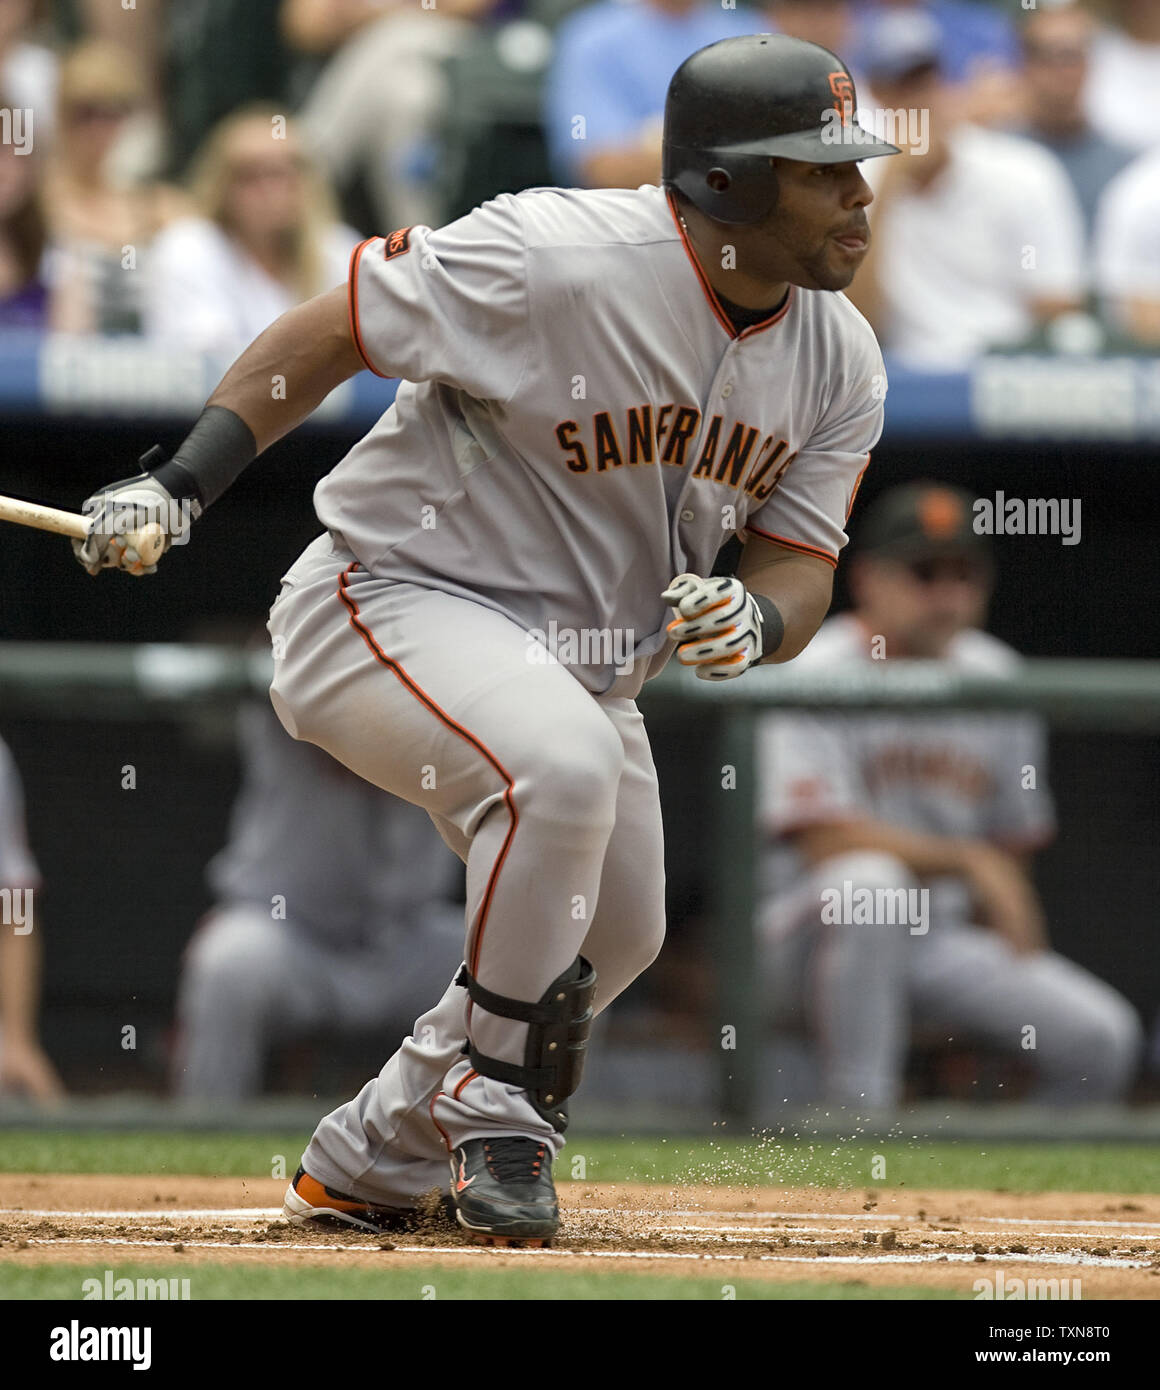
[
  {"left": 229, "top": 156, "right": 306, "bottom": 185},
  {"left": 67, "top": 102, "right": 135, "bottom": 124},
  {"left": 1024, "top": 44, "right": 1087, "bottom": 64}
]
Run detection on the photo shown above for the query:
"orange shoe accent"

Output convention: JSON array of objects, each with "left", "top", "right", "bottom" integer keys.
[{"left": 294, "top": 1171, "right": 367, "bottom": 1216}]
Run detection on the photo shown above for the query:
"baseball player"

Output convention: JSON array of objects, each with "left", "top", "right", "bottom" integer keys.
[
  {"left": 757, "top": 483, "right": 1143, "bottom": 1108},
  {"left": 172, "top": 699, "right": 465, "bottom": 1100},
  {"left": 0, "top": 734, "right": 65, "bottom": 1103},
  {"left": 71, "top": 35, "right": 898, "bottom": 1244}
]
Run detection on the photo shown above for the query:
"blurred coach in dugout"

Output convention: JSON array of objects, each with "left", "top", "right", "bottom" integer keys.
[
  {"left": 172, "top": 701, "right": 464, "bottom": 1101},
  {"left": 755, "top": 484, "right": 1141, "bottom": 1109}
]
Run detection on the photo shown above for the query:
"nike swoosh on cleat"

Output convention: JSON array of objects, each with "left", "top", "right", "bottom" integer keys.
[{"left": 456, "top": 1157, "right": 475, "bottom": 1192}]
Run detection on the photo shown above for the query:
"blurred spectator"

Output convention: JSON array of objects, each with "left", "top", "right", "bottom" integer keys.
[
  {"left": 162, "top": 0, "right": 292, "bottom": 179},
  {"left": 143, "top": 104, "right": 358, "bottom": 353},
  {"left": 850, "top": 0, "right": 1021, "bottom": 125},
  {"left": 544, "top": 0, "right": 755, "bottom": 188},
  {"left": 172, "top": 701, "right": 464, "bottom": 1101},
  {"left": 847, "top": 10, "right": 1085, "bottom": 368},
  {"left": 284, "top": 0, "right": 496, "bottom": 234},
  {"left": 65, "top": 0, "right": 167, "bottom": 186},
  {"left": 42, "top": 40, "right": 184, "bottom": 335},
  {"left": 1014, "top": 2, "right": 1134, "bottom": 239},
  {"left": 856, "top": 0, "right": 1019, "bottom": 81},
  {"left": 756, "top": 483, "right": 1143, "bottom": 1110},
  {"left": 0, "top": 0, "right": 56, "bottom": 147},
  {"left": 762, "top": 0, "right": 853, "bottom": 60},
  {"left": 1093, "top": 144, "right": 1160, "bottom": 345},
  {"left": 0, "top": 732, "right": 64, "bottom": 1103},
  {"left": 0, "top": 95, "right": 47, "bottom": 329},
  {"left": 1084, "top": 0, "right": 1160, "bottom": 153}
]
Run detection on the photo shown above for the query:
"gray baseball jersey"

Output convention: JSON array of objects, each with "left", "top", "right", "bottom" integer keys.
[
  {"left": 272, "top": 182, "right": 887, "bottom": 1199},
  {"left": 0, "top": 736, "right": 39, "bottom": 890},
  {"left": 316, "top": 184, "right": 885, "bottom": 697},
  {"left": 758, "top": 613, "right": 1057, "bottom": 923}
]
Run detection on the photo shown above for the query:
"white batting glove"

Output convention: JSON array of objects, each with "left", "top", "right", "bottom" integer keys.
[
  {"left": 661, "top": 573, "right": 767, "bottom": 681},
  {"left": 73, "top": 465, "right": 190, "bottom": 577}
]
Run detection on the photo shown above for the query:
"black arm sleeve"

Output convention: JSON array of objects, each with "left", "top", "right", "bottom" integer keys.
[
  {"left": 753, "top": 593, "right": 785, "bottom": 659},
  {"left": 150, "top": 405, "right": 258, "bottom": 512}
]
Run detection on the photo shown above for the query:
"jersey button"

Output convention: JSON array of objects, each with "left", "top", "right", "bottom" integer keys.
[
  {"left": 721, "top": 384, "right": 734, "bottom": 398},
  {"left": 680, "top": 508, "right": 695, "bottom": 522}
]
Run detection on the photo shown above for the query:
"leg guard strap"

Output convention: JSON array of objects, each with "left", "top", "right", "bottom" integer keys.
[{"left": 456, "top": 957, "right": 597, "bottom": 1132}]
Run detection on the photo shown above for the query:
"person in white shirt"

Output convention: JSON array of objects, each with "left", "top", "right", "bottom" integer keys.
[
  {"left": 1084, "top": 0, "right": 1160, "bottom": 154},
  {"left": 144, "top": 105, "right": 359, "bottom": 354},
  {"left": 0, "top": 0, "right": 57, "bottom": 147},
  {"left": 756, "top": 483, "right": 1142, "bottom": 1109},
  {"left": 1093, "top": 145, "right": 1160, "bottom": 346},
  {"left": 845, "top": 10, "right": 1086, "bottom": 368}
]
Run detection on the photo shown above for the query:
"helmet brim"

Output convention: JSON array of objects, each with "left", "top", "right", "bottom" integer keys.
[{"left": 718, "top": 128, "right": 902, "bottom": 161}]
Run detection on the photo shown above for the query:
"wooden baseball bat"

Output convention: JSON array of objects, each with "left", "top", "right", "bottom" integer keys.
[{"left": 0, "top": 495, "right": 166, "bottom": 566}]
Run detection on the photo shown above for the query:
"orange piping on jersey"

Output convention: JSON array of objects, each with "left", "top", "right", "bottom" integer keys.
[
  {"left": 429, "top": 1090, "right": 453, "bottom": 1151},
  {"left": 335, "top": 562, "right": 517, "bottom": 979},
  {"left": 845, "top": 454, "right": 871, "bottom": 523},
  {"left": 737, "top": 288, "right": 795, "bottom": 338},
  {"left": 347, "top": 238, "right": 390, "bottom": 379},
  {"left": 665, "top": 188, "right": 795, "bottom": 340},
  {"left": 453, "top": 1069, "right": 479, "bottom": 1101},
  {"left": 745, "top": 523, "right": 838, "bottom": 569}
]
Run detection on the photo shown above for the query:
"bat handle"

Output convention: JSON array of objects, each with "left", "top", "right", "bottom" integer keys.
[{"left": 131, "top": 522, "right": 167, "bottom": 566}]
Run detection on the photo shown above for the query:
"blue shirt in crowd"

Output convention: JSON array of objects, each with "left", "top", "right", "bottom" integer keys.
[{"left": 545, "top": 1, "right": 758, "bottom": 183}]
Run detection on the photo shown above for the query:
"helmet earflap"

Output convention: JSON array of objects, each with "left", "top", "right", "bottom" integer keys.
[{"left": 667, "top": 150, "right": 780, "bottom": 225}]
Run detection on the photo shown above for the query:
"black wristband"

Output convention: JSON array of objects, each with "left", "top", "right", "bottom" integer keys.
[
  {"left": 151, "top": 405, "right": 257, "bottom": 513},
  {"left": 753, "top": 593, "right": 785, "bottom": 659}
]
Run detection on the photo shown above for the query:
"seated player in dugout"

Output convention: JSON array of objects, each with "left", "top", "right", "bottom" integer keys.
[
  {"left": 71, "top": 36, "right": 899, "bottom": 1246},
  {"left": 172, "top": 699, "right": 465, "bottom": 1102},
  {"left": 0, "top": 733, "right": 65, "bottom": 1105},
  {"left": 756, "top": 483, "right": 1143, "bottom": 1110}
]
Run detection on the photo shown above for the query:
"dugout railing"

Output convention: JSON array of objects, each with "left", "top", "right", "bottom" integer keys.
[{"left": 2, "top": 646, "right": 1158, "bottom": 1119}]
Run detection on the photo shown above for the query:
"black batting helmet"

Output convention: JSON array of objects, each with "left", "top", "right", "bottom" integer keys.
[{"left": 662, "top": 34, "right": 899, "bottom": 225}]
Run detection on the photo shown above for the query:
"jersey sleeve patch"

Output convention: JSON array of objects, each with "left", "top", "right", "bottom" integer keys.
[{"left": 383, "top": 227, "right": 413, "bottom": 261}]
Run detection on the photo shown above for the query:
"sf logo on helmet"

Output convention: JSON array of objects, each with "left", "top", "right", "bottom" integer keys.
[{"left": 828, "top": 71, "right": 855, "bottom": 126}]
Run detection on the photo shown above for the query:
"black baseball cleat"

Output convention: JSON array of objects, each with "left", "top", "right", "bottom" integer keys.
[
  {"left": 450, "top": 1137, "right": 559, "bottom": 1246},
  {"left": 283, "top": 1165, "right": 455, "bottom": 1234}
]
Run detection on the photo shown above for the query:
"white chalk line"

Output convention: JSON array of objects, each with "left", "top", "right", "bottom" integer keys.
[
  {"left": 2, "top": 1207, "right": 283, "bottom": 1221},
  {"left": 9, "top": 1200, "right": 1160, "bottom": 1234},
  {"left": 6, "top": 1206, "right": 1159, "bottom": 1241},
  {"left": 11, "top": 1235, "right": 1152, "bottom": 1270},
  {"left": 658, "top": 1210, "right": 1160, "bottom": 1230}
]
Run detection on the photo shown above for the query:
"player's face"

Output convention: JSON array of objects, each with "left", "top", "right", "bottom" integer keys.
[
  {"left": 855, "top": 554, "right": 992, "bottom": 657},
  {"left": 740, "top": 158, "right": 875, "bottom": 292}
]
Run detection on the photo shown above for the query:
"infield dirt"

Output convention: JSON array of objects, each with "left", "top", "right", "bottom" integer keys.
[{"left": 2, "top": 1175, "right": 1159, "bottom": 1296}]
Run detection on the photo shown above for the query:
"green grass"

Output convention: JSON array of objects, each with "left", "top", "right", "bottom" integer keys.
[
  {"left": 0, "top": 1130, "right": 1157, "bottom": 1192},
  {"left": 0, "top": 1262, "right": 965, "bottom": 1301}
]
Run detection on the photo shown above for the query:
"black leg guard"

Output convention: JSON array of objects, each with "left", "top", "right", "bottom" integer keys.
[{"left": 456, "top": 957, "right": 597, "bottom": 1132}]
